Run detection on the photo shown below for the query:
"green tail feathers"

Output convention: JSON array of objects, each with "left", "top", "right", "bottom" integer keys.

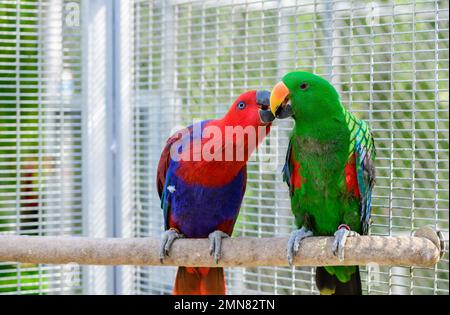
[
  {"left": 316, "top": 266, "right": 362, "bottom": 295},
  {"left": 324, "top": 265, "right": 357, "bottom": 283}
]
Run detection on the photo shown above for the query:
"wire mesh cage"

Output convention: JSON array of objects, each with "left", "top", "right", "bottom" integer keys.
[
  {"left": 0, "top": 0, "right": 448, "bottom": 295},
  {"left": 130, "top": 0, "right": 449, "bottom": 295},
  {"left": 0, "top": 0, "right": 83, "bottom": 294}
]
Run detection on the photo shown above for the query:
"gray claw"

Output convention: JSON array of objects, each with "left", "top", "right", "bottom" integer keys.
[
  {"left": 287, "top": 226, "right": 313, "bottom": 266},
  {"left": 332, "top": 228, "right": 359, "bottom": 262},
  {"left": 208, "top": 230, "right": 229, "bottom": 264},
  {"left": 160, "top": 228, "right": 184, "bottom": 263}
]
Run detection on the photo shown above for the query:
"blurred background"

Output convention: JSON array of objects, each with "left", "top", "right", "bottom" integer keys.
[{"left": 0, "top": 0, "right": 448, "bottom": 295}]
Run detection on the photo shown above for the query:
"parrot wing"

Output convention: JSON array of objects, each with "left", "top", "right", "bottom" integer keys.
[
  {"left": 282, "top": 139, "right": 299, "bottom": 198},
  {"left": 157, "top": 125, "right": 194, "bottom": 230},
  {"left": 346, "top": 112, "right": 376, "bottom": 235}
]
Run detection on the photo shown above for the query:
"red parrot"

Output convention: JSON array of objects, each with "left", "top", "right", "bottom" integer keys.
[{"left": 156, "top": 90, "right": 275, "bottom": 295}]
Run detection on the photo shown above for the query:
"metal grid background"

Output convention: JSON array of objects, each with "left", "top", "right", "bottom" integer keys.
[
  {"left": 0, "top": 0, "right": 83, "bottom": 294},
  {"left": 131, "top": 0, "right": 449, "bottom": 295}
]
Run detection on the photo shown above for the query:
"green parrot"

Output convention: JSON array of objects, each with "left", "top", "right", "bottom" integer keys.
[{"left": 269, "top": 72, "right": 376, "bottom": 295}]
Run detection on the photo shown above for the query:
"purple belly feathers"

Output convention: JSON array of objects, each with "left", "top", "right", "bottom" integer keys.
[{"left": 166, "top": 162, "right": 245, "bottom": 238}]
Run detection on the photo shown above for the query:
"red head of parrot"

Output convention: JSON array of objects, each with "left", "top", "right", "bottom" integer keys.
[
  {"left": 218, "top": 90, "right": 274, "bottom": 162},
  {"left": 223, "top": 90, "right": 273, "bottom": 128},
  {"left": 170, "top": 90, "right": 274, "bottom": 187}
]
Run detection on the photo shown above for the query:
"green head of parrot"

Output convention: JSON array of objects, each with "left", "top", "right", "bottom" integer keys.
[{"left": 269, "top": 71, "right": 342, "bottom": 122}]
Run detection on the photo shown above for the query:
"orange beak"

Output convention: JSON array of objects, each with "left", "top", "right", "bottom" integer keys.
[{"left": 270, "top": 81, "right": 290, "bottom": 116}]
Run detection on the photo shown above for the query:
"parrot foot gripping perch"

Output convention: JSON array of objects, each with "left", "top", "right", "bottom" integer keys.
[
  {"left": 287, "top": 226, "right": 313, "bottom": 266},
  {"left": 160, "top": 228, "right": 185, "bottom": 263},
  {"left": 209, "top": 230, "right": 229, "bottom": 264},
  {"left": 286, "top": 224, "right": 361, "bottom": 265},
  {"left": 332, "top": 224, "right": 360, "bottom": 262}
]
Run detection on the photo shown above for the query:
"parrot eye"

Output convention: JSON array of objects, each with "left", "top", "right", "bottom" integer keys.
[
  {"left": 300, "top": 83, "right": 309, "bottom": 90},
  {"left": 237, "top": 101, "right": 246, "bottom": 110}
]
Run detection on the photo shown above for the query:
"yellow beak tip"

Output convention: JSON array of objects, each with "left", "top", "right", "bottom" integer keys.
[{"left": 269, "top": 81, "right": 290, "bottom": 116}]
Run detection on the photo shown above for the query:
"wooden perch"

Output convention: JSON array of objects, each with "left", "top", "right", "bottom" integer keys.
[{"left": 0, "top": 226, "right": 442, "bottom": 268}]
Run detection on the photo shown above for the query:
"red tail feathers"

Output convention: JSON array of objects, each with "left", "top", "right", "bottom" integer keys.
[{"left": 173, "top": 267, "right": 226, "bottom": 295}]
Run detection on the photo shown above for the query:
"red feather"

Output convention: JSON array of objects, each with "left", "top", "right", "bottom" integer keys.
[
  {"left": 173, "top": 267, "right": 226, "bottom": 295},
  {"left": 216, "top": 218, "right": 236, "bottom": 236},
  {"left": 176, "top": 119, "right": 270, "bottom": 187},
  {"left": 344, "top": 153, "right": 361, "bottom": 198},
  {"left": 290, "top": 153, "right": 303, "bottom": 189}
]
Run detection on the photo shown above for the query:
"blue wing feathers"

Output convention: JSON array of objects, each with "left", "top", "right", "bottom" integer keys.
[
  {"left": 354, "top": 120, "right": 376, "bottom": 235},
  {"left": 282, "top": 140, "right": 294, "bottom": 196}
]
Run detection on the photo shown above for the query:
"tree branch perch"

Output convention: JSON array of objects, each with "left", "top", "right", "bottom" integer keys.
[{"left": 0, "top": 226, "right": 442, "bottom": 268}]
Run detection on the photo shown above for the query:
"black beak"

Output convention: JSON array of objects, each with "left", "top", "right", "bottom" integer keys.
[
  {"left": 257, "top": 90, "right": 275, "bottom": 123},
  {"left": 275, "top": 104, "right": 293, "bottom": 119}
]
